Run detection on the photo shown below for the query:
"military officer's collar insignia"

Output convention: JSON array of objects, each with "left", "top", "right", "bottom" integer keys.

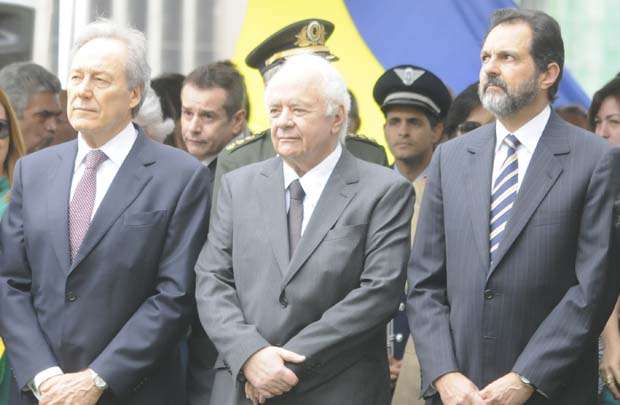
[
  {"left": 295, "top": 20, "right": 326, "bottom": 47},
  {"left": 394, "top": 67, "right": 424, "bottom": 86}
]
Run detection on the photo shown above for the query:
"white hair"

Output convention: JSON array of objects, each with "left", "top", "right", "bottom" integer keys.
[
  {"left": 134, "top": 87, "right": 175, "bottom": 142},
  {"left": 72, "top": 18, "right": 151, "bottom": 117},
  {"left": 264, "top": 54, "right": 350, "bottom": 142}
]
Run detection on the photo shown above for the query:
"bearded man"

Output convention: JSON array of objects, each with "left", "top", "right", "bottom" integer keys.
[{"left": 407, "top": 8, "right": 620, "bottom": 405}]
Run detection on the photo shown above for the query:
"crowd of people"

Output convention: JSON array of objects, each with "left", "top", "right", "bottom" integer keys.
[{"left": 0, "top": 6, "right": 618, "bottom": 405}]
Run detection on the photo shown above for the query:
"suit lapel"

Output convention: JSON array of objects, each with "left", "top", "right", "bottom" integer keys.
[
  {"left": 48, "top": 141, "right": 78, "bottom": 272},
  {"left": 70, "top": 130, "right": 155, "bottom": 272},
  {"left": 464, "top": 126, "right": 496, "bottom": 271},
  {"left": 488, "top": 112, "right": 569, "bottom": 276},
  {"left": 282, "top": 150, "right": 360, "bottom": 287},
  {"left": 257, "top": 157, "right": 289, "bottom": 277}
]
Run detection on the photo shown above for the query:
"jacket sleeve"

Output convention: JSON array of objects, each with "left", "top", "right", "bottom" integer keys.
[
  {"left": 282, "top": 178, "right": 413, "bottom": 377},
  {"left": 0, "top": 159, "right": 60, "bottom": 390},
  {"left": 512, "top": 147, "right": 620, "bottom": 396},
  {"left": 195, "top": 174, "right": 271, "bottom": 381},
  {"left": 406, "top": 145, "right": 460, "bottom": 396},
  {"left": 89, "top": 164, "right": 212, "bottom": 396}
]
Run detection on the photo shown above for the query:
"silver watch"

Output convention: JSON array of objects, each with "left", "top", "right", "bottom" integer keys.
[{"left": 89, "top": 369, "right": 108, "bottom": 390}]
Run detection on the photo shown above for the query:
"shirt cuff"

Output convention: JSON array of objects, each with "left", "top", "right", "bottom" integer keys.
[{"left": 29, "top": 366, "right": 63, "bottom": 399}]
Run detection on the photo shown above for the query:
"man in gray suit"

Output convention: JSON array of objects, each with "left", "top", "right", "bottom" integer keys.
[
  {"left": 0, "top": 20, "right": 210, "bottom": 404},
  {"left": 408, "top": 8, "right": 620, "bottom": 405},
  {"left": 195, "top": 54, "right": 413, "bottom": 405}
]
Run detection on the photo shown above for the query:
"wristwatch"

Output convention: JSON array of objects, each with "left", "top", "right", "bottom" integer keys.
[
  {"left": 89, "top": 369, "right": 108, "bottom": 391},
  {"left": 519, "top": 374, "right": 536, "bottom": 390}
]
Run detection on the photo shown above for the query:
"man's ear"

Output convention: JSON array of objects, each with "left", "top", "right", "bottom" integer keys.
[
  {"left": 128, "top": 86, "right": 142, "bottom": 110},
  {"left": 432, "top": 122, "right": 444, "bottom": 145},
  {"left": 539, "top": 62, "right": 560, "bottom": 92},
  {"left": 332, "top": 105, "right": 346, "bottom": 135},
  {"left": 230, "top": 109, "right": 247, "bottom": 134}
]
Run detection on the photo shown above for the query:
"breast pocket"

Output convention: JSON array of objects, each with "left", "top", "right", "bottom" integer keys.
[
  {"left": 530, "top": 210, "right": 571, "bottom": 227},
  {"left": 123, "top": 210, "right": 167, "bottom": 228},
  {"left": 322, "top": 224, "right": 367, "bottom": 241}
]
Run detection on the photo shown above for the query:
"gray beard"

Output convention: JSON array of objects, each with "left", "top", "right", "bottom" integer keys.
[{"left": 479, "top": 76, "right": 538, "bottom": 118}]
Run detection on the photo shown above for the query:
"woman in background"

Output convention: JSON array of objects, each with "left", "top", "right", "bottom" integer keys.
[
  {"left": 0, "top": 88, "right": 27, "bottom": 403},
  {"left": 589, "top": 76, "right": 620, "bottom": 405}
]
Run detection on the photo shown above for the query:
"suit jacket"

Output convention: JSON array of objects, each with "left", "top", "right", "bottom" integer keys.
[
  {"left": 407, "top": 112, "right": 620, "bottom": 404},
  {"left": 196, "top": 149, "right": 413, "bottom": 405},
  {"left": 0, "top": 127, "right": 211, "bottom": 404}
]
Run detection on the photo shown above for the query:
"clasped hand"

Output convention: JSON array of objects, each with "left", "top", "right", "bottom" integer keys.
[
  {"left": 38, "top": 369, "right": 103, "bottom": 405},
  {"left": 435, "top": 371, "right": 534, "bottom": 405},
  {"left": 242, "top": 346, "right": 305, "bottom": 404}
]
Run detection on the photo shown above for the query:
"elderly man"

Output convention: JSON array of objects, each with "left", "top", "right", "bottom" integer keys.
[
  {"left": 212, "top": 19, "right": 388, "bottom": 211},
  {"left": 0, "top": 20, "right": 210, "bottom": 405},
  {"left": 408, "top": 8, "right": 620, "bottom": 405},
  {"left": 0, "top": 62, "right": 63, "bottom": 153},
  {"left": 195, "top": 54, "right": 413, "bottom": 405}
]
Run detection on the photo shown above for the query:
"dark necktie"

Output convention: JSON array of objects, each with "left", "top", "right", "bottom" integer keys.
[
  {"left": 69, "top": 149, "right": 108, "bottom": 261},
  {"left": 287, "top": 179, "right": 305, "bottom": 258}
]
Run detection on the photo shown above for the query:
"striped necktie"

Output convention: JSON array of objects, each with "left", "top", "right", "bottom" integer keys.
[{"left": 489, "top": 134, "right": 520, "bottom": 264}]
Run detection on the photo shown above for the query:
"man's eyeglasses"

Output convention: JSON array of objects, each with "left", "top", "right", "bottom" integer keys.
[
  {"left": 457, "top": 121, "right": 482, "bottom": 135},
  {"left": 0, "top": 120, "right": 9, "bottom": 140}
]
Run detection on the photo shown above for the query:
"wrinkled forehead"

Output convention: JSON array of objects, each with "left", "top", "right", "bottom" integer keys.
[
  {"left": 265, "top": 70, "right": 323, "bottom": 105},
  {"left": 70, "top": 37, "right": 128, "bottom": 74}
]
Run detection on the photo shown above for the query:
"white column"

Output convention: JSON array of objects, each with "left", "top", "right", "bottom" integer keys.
[
  {"left": 147, "top": 0, "right": 163, "bottom": 77},
  {"left": 111, "top": 0, "right": 128, "bottom": 26},
  {"left": 31, "top": 0, "right": 54, "bottom": 69},
  {"left": 212, "top": 0, "right": 247, "bottom": 60},
  {"left": 57, "top": 0, "right": 90, "bottom": 87},
  {"left": 181, "top": 0, "right": 197, "bottom": 74}
]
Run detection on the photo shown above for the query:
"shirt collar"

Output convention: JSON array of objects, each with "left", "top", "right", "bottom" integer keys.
[
  {"left": 201, "top": 128, "right": 248, "bottom": 167},
  {"left": 283, "top": 143, "right": 342, "bottom": 192},
  {"left": 495, "top": 105, "right": 551, "bottom": 154},
  {"left": 75, "top": 122, "right": 137, "bottom": 169}
]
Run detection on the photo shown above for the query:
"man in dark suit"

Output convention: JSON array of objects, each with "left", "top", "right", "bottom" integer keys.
[
  {"left": 0, "top": 20, "right": 210, "bottom": 405},
  {"left": 195, "top": 53, "right": 413, "bottom": 405},
  {"left": 408, "top": 8, "right": 620, "bottom": 405},
  {"left": 180, "top": 60, "right": 248, "bottom": 405}
]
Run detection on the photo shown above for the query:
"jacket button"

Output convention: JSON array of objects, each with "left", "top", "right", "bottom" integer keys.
[
  {"left": 484, "top": 289, "right": 494, "bottom": 300},
  {"left": 279, "top": 291, "right": 288, "bottom": 308},
  {"left": 65, "top": 292, "right": 78, "bottom": 302}
]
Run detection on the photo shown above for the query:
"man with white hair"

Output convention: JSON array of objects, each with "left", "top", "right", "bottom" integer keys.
[
  {"left": 195, "top": 54, "right": 413, "bottom": 404},
  {"left": 0, "top": 19, "right": 211, "bottom": 405}
]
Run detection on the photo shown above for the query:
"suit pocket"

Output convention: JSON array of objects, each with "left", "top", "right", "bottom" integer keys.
[
  {"left": 123, "top": 210, "right": 167, "bottom": 228},
  {"left": 323, "top": 223, "right": 367, "bottom": 241}
]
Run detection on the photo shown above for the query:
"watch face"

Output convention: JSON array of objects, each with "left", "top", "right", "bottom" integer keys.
[{"left": 94, "top": 376, "right": 106, "bottom": 389}]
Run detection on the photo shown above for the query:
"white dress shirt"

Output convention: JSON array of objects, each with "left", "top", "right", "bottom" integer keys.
[
  {"left": 282, "top": 143, "right": 342, "bottom": 235},
  {"left": 31, "top": 122, "right": 137, "bottom": 396},
  {"left": 492, "top": 105, "right": 551, "bottom": 192}
]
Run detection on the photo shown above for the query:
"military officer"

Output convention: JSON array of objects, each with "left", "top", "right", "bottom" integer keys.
[
  {"left": 212, "top": 19, "right": 388, "bottom": 208},
  {"left": 372, "top": 65, "right": 452, "bottom": 405}
]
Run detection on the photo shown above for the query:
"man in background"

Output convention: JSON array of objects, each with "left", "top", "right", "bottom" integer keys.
[
  {"left": 372, "top": 64, "right": 451, "bottom": 405},
  {"left": 0, "top": 62, "right": 62, "bottom": 153}
]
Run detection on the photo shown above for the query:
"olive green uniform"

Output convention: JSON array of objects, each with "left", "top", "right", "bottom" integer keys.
[{"left": 212, "top": 129, "right": 387, "bottom": 211}]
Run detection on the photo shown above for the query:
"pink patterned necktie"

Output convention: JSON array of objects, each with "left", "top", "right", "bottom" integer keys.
[{"left": 69, "top": 149, "right": 107, "bottom": 261}]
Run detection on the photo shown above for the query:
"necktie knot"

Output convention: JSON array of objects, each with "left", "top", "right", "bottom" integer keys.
[
  {"left": 289, "top": 179, "right": 305, "bottom": 201},
  {"left": 504, "top": 134, "right": 520, "bottom": 151},
  {"left": 85, "top": 150, "right": 107, "bottom": 170}
]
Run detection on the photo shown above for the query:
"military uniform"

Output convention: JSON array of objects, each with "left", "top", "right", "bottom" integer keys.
[
  {"left": 212, "top": 129, "right": 387, "bottom": 209},
  {"left": 373, "top": 65, "right": 452, "bottom": 405}
]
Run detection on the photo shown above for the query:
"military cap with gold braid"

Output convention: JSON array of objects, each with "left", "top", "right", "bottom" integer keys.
[{"left": 246, "top": 19, "right": 338, "bottom": 74}]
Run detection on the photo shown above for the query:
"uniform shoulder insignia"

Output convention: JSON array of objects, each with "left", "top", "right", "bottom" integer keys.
[
  {"left": 225, "top": 130, "right": 267, "bottom": 153},
  {"left": 347, "top": 133, "right": 382, "bottom": 146}
]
